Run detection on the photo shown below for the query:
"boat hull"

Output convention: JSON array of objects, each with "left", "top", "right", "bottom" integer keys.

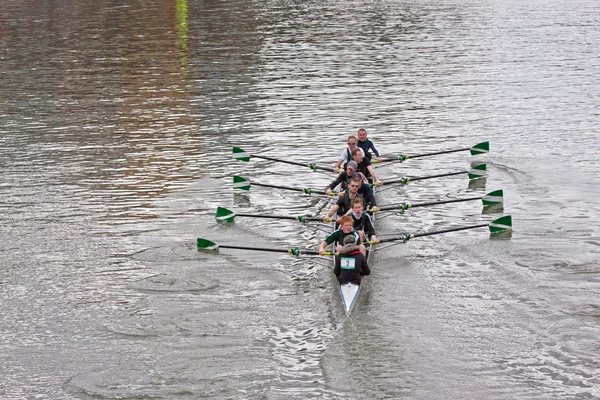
[{"left": 340, "top": 282, "right": 360, "bottom": 312}]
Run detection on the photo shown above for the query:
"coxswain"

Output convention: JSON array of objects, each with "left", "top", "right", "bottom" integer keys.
[{"left": 333, "top": 234, "right": 371, "bottom": 286}]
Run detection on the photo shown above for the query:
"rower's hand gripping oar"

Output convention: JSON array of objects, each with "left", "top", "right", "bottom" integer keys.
[
  {"left": 371, "top": 189, "right": 503, "bottom": 213},
  {"left": 233, "top": 147, "right": 339, "bottom": 173},
  {"left": 215, "top": 206, "right": 324, "bottom": 223},
  {"left": 196, "top": 239, "right": 334, "bottom": 256},
  {"left": 373, "top": 141, "right": 489, "bottom": 164},
  {"left": 380, "top": 163, "right": 487, "bottom": 186},
  {"left": 363, "top": 215, "right": 512, "bottom": 246}
]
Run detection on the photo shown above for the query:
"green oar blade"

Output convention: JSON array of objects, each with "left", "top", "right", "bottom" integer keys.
[
  {"left": 197, "top": 238, "right": 218, "bottom": 249},
  {"left": 482, "top": 189, "right": 503, "bottom": 206},
  {"left": 233, "top": 176, "right": 251, "bottom": 190},
  {"left": 489, "top": 215, "right": 512, "bottom": 233},
  {"left": 216, "top": 207, "right": 235, "bottom": 222},
  {"left": 233, "top": 147, "right": 250, "bottom": 162},
  {"left": 470, "top": 141, "right": 489, "bottom": 155},
  {"left": 468, "top": 163, "right": 487, "bottom": 180}
]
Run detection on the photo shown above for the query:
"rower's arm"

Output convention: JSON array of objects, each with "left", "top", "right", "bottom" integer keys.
[
  {"left": 325, "top": 204, "right": 339, "bottom": 220},
  {"left": 367, "top": 165, "right": 381, "bottom": 182}
]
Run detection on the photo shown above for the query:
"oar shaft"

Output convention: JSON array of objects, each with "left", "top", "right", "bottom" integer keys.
[
  {"left": 251, "top": 181, "right": 327, "bottom": 195},
  {"left": 384, "top": 170, "right": 466, "bottom": 185},
  {"left": 380, "top": 222, "right": 489, "bottom": 244},
  {"left": 217, "top": 244, "right": 321, "bottom": 256},
  {"left": 408, "top": 147, "right": 470, "bottom": 160},
  {"left": 377, "top": 196, "right": 481, "bottom": 212},
  {"left": 411, "top": 223, "right": 489, "bottom": 238},
  {"left": 235, "top": 213, "right": 322, "bottom": 222},
  {"left": 252, "top": 154, "right": 336, "bottom": 173}
]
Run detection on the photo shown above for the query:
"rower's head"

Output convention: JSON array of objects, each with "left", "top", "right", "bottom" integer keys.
[
  {"left": 346, "top": 160, "right": 358, "bottom": 174},
  {"left": 347, "top": 173, "right": 362, "bottom": 193},
  {"left": 351, "top": 147, "right": 364, "bottom": 163},
  {"left": 339, "top": 215, "right": 354, "bottom": 233},
  {"left": 351, "top": 196, "right": 364, "bottom": 214},
  {"left": 357, "top": 128, "right": 367, "bottom": 141},
  {"left": 347, "top": 136, "right": 357, "bottom": 149},
  {"left": 343, "top": 234, "right": 357, "bottom": 246}
]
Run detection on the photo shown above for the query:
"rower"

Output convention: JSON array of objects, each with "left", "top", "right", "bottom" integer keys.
[
  {"left": 351, "top": 148, "right": 382, "bottom": 186},
  {"left": 356, "top": 128, "right": 383, "bottom": 163},
  {"left": 334, "top": 135, "right": 365, "bottom": 171},
  {"left": 323, "top": 174, "right": 378, "bottom": 223},
  {"left": 333, "top": 234, "right": 371, "bottom": 286},
  {"left": 325, "top": 160, "right": 358, "bottom": 196},
  {"left": 319, "top": 215, "right": 367, "bottom": 257},
  {"left": 349, "top": 197, "right": 379, "bottom": 245}
]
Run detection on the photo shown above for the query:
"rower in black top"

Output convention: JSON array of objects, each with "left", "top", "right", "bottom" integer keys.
[
  {"left": 324, "top": 173, "right": 378, "bottom": 222},
  {"left": 333, "top": 231, "right": 371, "bottom": 285},
  {"left": 357, "top": 128, "right": 382, "bottom": 163},
  {"left": 351, "top": 148, "right": 382, "bottom": 186}
]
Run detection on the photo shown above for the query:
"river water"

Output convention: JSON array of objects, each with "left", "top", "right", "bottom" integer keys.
[{"left": 1, "top": 0, "right": 599, "bottom": 399}]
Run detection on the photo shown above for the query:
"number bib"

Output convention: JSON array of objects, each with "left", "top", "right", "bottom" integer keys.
[{"left": 340, "top": 257, "right": 356, "bottom": 270}]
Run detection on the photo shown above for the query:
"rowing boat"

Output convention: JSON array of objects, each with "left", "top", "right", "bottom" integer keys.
[{"left": 197, "top": 141, "right": 512, "bottom": 314}]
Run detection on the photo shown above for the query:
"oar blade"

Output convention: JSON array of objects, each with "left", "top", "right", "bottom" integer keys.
[
  {"left": 489, "top": 215, "right": 512, "bottom": 233},
  {"left": 216, "top": 207, "right": 235, "bottom": 222},
  {"left": 470, "top": 141, "right": 489, "bottom": 155},
  {"left": 482, "top": 189, "right": 503, "bottom": 206},
  {"left": 233, "top": 176, "right": 250, "bottom": 190},
  {"left": 197, "top": 238, "right": 218, "bottom": 249},
  {"left": 468, "top": 163, "right": 487, "bottom": 180},
  {"left": 232, "top": 147, "right": 250, "bottom": 162}
]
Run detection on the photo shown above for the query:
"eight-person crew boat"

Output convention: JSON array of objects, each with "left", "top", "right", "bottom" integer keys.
[{"left": 197, "top": 139, "right": 512, "bottom": 314}]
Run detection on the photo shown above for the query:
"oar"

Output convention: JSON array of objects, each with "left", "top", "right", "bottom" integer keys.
[
  {"left": 215, "top": 206, "right": 324, "bottom": 223},
  {"left": 233, "top": 147, "right": 339, "bottom": 173},
  {"left": 365, "top": 215, "right": 512, "bottom": 245},
  {"left": 381, "top": 164, "right": 486, "bottom": 186},
  {"left": 372, "top": 189, "right": 503, "bottom": 213},
  {"left": 197, "top": 238, "right": 332, "bottom": 256},
  {"left": 373, "top": 141, "right": 489, "bottom": 164},
  {"left": 233, "top": 176, "right": 334, "bottom": 196}
]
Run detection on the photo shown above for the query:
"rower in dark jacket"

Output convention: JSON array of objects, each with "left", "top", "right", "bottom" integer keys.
[
  {"left": 324, "top": 174, "right": 379, "bottom": 222},
  {"left": 356, "top": 128, "right": 383, "bottom": 163},
  {"left": 333, "top": 233, "right": 371, "bottom": 285}
]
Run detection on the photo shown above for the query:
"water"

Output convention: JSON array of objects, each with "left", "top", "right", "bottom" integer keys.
[{"left": 1, "top": 0, "right": 599, "bottom": 399}]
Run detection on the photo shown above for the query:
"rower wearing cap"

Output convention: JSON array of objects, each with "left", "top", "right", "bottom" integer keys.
[
  {"left": 324, "top": 174, "right": 378, "bottom": 223},
  {"left": 334, "top": 135, "right": 366, "bottom": 172},
  {"left": 352, "top": 148, "right": 382, "bottom": 186},
  {"left": 325, "top": 160, "right": 359, "bottom": 196},
  {"left": 333, "top": 233, "right": 371, "bottom": 286},
  {"left": 319, "top": 215, "right": 367, "bottom": 257}
]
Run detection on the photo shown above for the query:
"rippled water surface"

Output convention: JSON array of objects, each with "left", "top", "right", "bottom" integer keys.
[{"left": 1, "top": 0, "right": 599, "bottom": 399}]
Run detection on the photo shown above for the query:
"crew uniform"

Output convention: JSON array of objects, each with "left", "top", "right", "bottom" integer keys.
[
  {"left": 333, "top": 189, "right": 377, "bottom": 217},
  {"left": 322, "top": 226, "right": 361, "bottom": 249},
  {"left": 350, "top": 211, "right": 375, "bottom": 239},
  {"left": 338, "top": 147, "right": 365, "bottom": 169},
  {"left": 333, "top": 235, "right": 370, "bottom": 285},
  {"left": 357, "top": 137, "right": 381, "bottom": 162},
  {"left": 355, "top": 156, "right": 375, "bottom": 181}
]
